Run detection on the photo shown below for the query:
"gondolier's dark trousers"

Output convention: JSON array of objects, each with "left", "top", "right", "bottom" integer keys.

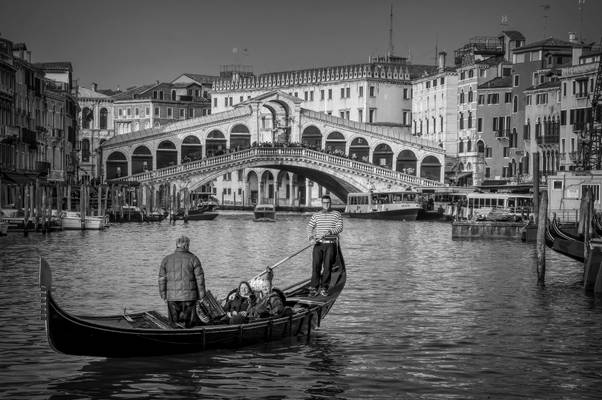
[
  {"left": 167, "top": 300, "right": 197, "bottom": 328},
  {"left": 311, "top": 241, "right": 337, "bottom": 290}
]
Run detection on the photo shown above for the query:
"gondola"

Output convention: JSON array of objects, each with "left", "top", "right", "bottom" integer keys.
[
  {"left": 547, "top": 218, "right": 585, "bottom": 262},
  {"left": 175, "top": 206, "right": 219, "bottom": 221},
  {"left": 39, "top": 254, "right": 346, "bottom": 358}
]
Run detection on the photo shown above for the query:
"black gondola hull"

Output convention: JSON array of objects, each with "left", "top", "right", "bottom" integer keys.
[{"left": 42, "top": 263, "right": 346, "bottom": 358}]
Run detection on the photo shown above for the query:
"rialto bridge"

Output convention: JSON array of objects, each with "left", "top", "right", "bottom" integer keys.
[{"left": 101, "top": 91, "right": 446, "bottom": 206}]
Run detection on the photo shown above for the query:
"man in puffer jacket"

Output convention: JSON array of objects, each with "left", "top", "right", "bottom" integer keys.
[{"left": 158, "top": 235, "right": 206, "bottom": 327}]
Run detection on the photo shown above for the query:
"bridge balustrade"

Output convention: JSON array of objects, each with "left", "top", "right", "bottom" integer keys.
[{"left": 113, "top": 147, "right": 442, "bottom": 187}]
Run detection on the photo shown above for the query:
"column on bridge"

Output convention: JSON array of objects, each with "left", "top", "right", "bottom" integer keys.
[
  {"left": 288, "top": 172, "right": 294, "bottom": 207},
  {"left": 305, "top": 178, "right": 311, "bottom": 207},
  {"left": 257, "top": 172, "right": 263, "bottom": 205}
]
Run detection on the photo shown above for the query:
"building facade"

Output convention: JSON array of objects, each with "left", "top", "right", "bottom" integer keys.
[
  {"left": 411, "top": 52, "right": 458, "bottom": 155},
  {"left": 208, "top": 57, "right": 436, "bottom": 205},
  {"left": 558, "top": 47, "right": 601, "bottom": 171},
  {"left": 510, "top": 34, "right": 584, "bottom": 182},
  {"left": 1, "top": 37, "right": 78, "bottom": 209},
  {"left": 78, "top": 84, "right": 114, "bottom": 181},
  {"left": 112, "top": 81, "right": 211, "bottom": 135}
]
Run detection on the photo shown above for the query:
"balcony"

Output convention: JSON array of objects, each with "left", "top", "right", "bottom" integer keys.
[
  {"left": 573, "top": 122, "right": 588, "bottom": 132},
  {"left": 495, "top": 129, "right": 510, "bottom": 139},
  {"left": 536, "top": 134, "right": 560, "bottom": 145},
  {"left": 47, "top": 170, "right": 65, "bottom": 182},
  {"left": 0, "top": 126, "right": 19, "bottom": 139}
]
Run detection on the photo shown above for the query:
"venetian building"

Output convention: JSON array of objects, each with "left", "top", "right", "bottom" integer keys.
[
  {"left": 412, "top": 52, "right": 458, "bottom": 184},
  {"left": 1, "top": 37, "right": 78, "bottom": 208},
  {"left": 112, "top": 80, "right": 211, "bottom": 136},
  {"left": 78, "top": 83, "right": 114, "bottom": 181},
  {"left": 452, "top": 31, "right": 524, "bottom": 186},
  {"left": 510, "top": 34, "right": 588, "bottom": 182},
  {"left": 558, "top": 45, "right": 601, "bottom": 171}
]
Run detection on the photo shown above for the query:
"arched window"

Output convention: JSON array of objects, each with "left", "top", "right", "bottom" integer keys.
[
  {"left": 82, "top": 107, "right": 93, "bottom": 129},
  {"left": 81, "top": 138, "right": 90, "bottom": 162},
  {"left": 99, "top": 108, "right": 108, "bottom": 129}
]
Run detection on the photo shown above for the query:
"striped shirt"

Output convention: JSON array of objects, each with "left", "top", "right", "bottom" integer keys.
[{"left": 307, "top": 210, "right": 343, "bottom": 241}]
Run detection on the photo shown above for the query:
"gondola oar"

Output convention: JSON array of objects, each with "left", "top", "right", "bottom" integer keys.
[{"left": 251, "top": 241, "right": 315, "bottom": 281}]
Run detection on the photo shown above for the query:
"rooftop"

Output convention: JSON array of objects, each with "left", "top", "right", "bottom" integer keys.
[
  {"left": 181, "top": 73, "right": 218, "bottom": 84},
  {"left": 478, "top": 76, "right": 512, "bottom": 89},
  {"left": 32, "top": 62, "right": 73, "bottom": 72},
  {"left": 78, "top": 86, "right": 111, "bottom": 99},
  {"left": 514, "top": 37, "right": 584, "bottom": 53},
  {"left": 525, "top": 80, "right": 561, "bottom": 91},
  {"left": 502, "top": 31, "right": 525, "bottom": 41}
]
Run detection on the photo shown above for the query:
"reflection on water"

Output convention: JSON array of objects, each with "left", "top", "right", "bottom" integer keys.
[
  {"left": 1, "top": 216, "right": 602, "bottom": 399},
  {"left": 46, "top": 336, "right": 348, "bottom": 400}
]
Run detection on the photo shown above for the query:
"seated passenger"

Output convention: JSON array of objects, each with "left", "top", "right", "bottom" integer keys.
[
  {"left": 223, "top": 281, "right": 257, "bottom": 324},
  {"left": 247, "top": 288, "right": 292, "bottom": 320}
]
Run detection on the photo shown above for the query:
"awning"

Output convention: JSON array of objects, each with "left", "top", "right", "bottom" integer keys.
[
  {"left": 0, "top": 171, "right": 40, "bottom": 185},
  {"left": 454, "top": 172, "right": 473, "bottom": 179}
]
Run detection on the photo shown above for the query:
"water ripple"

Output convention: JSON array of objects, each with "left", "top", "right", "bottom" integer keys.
[{"left": 1, "top": 217, "right": 602, "bottom": 399}]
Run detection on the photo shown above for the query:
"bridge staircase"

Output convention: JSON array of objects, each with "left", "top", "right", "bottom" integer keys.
[{"left": 113, "top": 147, "right": 445, "bottom": 198}]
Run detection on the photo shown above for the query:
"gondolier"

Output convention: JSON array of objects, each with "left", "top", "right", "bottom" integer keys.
[
  {"left": 158, "top": 235, "right": 206, "bottom": 328},
  {"left": 306, "top": 195, "right": 343, "bottom": 297}
]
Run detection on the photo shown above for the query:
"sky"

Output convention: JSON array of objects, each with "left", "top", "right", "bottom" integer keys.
[{"left": 1, "top": 0, "right": 601, "bottom": 91}]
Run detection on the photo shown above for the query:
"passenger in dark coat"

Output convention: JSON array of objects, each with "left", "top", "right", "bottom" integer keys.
[
  {"left": 158, "top": 235, "right": 206, "bottom": 328},
  {"left": 223, "top": 281, "right": 257, "bottom": 324}
]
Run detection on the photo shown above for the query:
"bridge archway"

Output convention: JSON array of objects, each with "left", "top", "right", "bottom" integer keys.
[
  {"left": 276, "top": 170, "right": 292, "bottom": 206},
  {"left": 181, "top": 135, "right": 202, "bottom": 163},
  {"left": 325, "top": 131, "right": 346, "bottom": 153},
  {"left": 373, "top": 143, "right": 393, "bottom": 169},
  {"left": 302, "top": 126, "right": 322, "bottom": 148},
  {"left": 206, "top": 130, "right": 227, "bottom": 157},
  {"left": 262, "top": 100, "right": 291, "bottom": 144},
  {"left": 229, "top": 124, "right": 251, "bottom": 151},
  {"left": 157, "top": 140, "right": 177, "bottom": 169},
  {"left": 349, "top": 137, "right": 369, "bottom": 162},
  {"left": 132, "top": 145, "right": 152, "bottom": 174},
  {"left": 106, "top": 151, "right": 128, "bottom": 179},
  {"left": 420, "top": 155, "right": 442, "bottom": 181},
  {"left": 260, "top": 170, "right": 275, "bottom": 204},
  {"left": 396, "top": 150, "right": 417, "bottom": 175},
  {"left": 247, "top": 170, "right": 259, "bottom": 205}
]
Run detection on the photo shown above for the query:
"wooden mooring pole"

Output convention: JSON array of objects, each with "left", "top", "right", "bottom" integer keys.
[{"left": 536, "top": 190, "right": 548, "bottom": 287}]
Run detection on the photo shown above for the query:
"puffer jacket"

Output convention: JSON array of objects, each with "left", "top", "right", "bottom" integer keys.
[{"left": 158, "top": 248, "right": 206, "bottom": 301}]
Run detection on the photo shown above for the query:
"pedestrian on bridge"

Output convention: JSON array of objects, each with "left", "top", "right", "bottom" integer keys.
[{"left": 306, "top": 195, "right": 343, "bottom": 297}]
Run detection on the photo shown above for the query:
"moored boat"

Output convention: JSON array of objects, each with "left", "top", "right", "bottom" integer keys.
[
  {"left": 547, "top": 218, "right": 585, "bottom": 262},
  {"left": 39, "top": 255, "right": 346, "bottom": 357},
  {"left": 60, "top": 211, "right": 106, "bottom": 230},
  {"left": 254, "top": 204, "right": 276, "bottom": 222},
  {"left": 0, "top": 208, "right": 34, "bottom": 231},
  {"left": 345, "top": 191, "right": 421, "bottom": 221}
]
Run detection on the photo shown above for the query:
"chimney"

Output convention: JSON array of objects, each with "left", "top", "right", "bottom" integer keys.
[
  {"left": 92, "top": 82, "right": 98, "bottom": 92},
  {"left": 568, "top": 32, "right": 578, "bottom": 43},
  {"left": 26, "top": 51, "right": 31, "bottom": 63},
  {"left": 438, "top": 51, "right": 447, "bottom": 72}
]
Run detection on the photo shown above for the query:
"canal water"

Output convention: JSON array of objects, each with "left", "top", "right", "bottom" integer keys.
[{"left": 1, "top": 214, "right": 601, "bottom": 399}]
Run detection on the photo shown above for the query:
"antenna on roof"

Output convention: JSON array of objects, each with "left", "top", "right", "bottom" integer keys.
[
  {"left": 387, "top": 4, "right": 394, "bottom": 60},
  {"left": 540, "top": 4, "right": 551, "bottom": 38},
  {"left": 435, "top": 33, "right": 438, "bottom": 65},
  {"left": 578, "top": 0, "right": 585, "bottom": 42}
]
